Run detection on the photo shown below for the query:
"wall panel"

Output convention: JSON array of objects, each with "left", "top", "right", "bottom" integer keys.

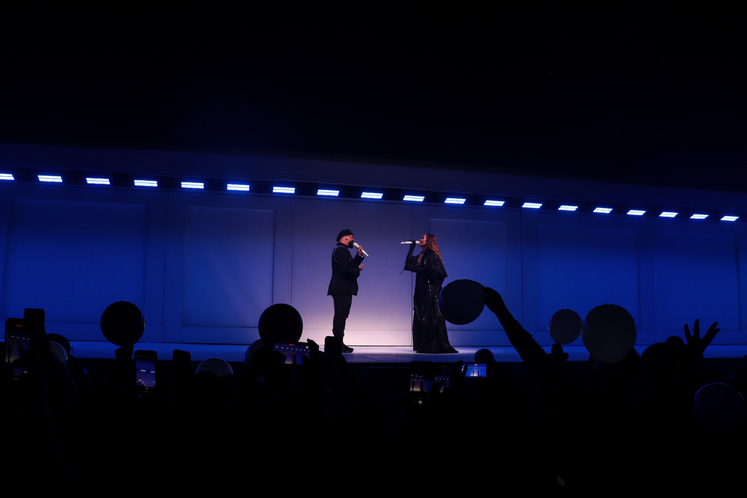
[
  {"left": 2, "top": 197, "right": 150, "bottom": 340},
  {"left": 522, "top": 210, "right": 648, "bottom": 347},
  {"left": 535, "top": 224, "right": 641, "bottom": 330},
  {"left": 181, "top": 206, "right": 275, "bottom": 327},
  {"left": 654, "top": 231, "right": 742, "bottom": 343},
  {"left": 161, "top": 193, "right": 287, "bottom": 344}
]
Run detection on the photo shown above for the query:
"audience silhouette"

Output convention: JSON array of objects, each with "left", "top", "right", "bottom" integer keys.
[{"left": 2, "top": 296, "right": 746, "bottom": 490}]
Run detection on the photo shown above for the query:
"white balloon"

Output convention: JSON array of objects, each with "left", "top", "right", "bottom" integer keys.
[
  {"left": 583, "top": 304, "right": 636, "bottom": 364},
  {"left": 549, "top": 309, "right": 583, "bottom": 344},
  {"left": 439, "top": 279, "right": 485, "bottom": 325}
]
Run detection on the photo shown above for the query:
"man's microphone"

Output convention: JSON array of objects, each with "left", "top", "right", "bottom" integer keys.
[
  {"left": 353, "top": 242, "right": 369, "bottom": 257},
  {"left": 400, "top": 240, "right": 418, "bottom": 244}
]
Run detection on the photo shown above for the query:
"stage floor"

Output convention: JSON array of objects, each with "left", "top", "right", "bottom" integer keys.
[{"left": 69, "top": 341, "right": 747, "bottom": 364}]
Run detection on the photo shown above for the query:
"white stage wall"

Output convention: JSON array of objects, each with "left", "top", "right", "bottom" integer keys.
[{"left": 1, "top": 143, "right": 746, "bottom": 348}]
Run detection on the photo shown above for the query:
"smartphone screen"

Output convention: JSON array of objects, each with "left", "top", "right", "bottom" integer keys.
[
  {"left": 434, "top": 363, "right": 452, "bottom": 392},
  {"left": 135, "top": 350, "right": 157, "bottom": 397},
  {"left": 5, "top": 319, "right": 33, "bottom": 379},
  {"left": 465, "top": 363, "right": 487, "bottom": 377},
  {"left": 410, "top": 370, "right": 432, "bottom": 393},
  {"left": 273, "top": 343, "right": 310, "bottom": 365},
  {"left": 408, "top": 361, "right": 434, "bottom": 406}
]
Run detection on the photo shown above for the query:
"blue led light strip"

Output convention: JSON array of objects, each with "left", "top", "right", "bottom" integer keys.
[{"left": 1, "top": 169, "right": 741, "bottom": 223}]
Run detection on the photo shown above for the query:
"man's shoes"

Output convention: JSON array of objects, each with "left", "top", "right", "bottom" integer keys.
[{"left": 341, "top": 343, "right": 354, "bottom": 353}]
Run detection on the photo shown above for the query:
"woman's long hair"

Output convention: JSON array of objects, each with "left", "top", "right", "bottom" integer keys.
[{"left": 418, "top": 233, "right": 443, "bottom": 265}]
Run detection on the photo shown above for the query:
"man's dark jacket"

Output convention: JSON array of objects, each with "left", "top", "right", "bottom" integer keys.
[{"left": 327, "top": 242, "right": 365, "bottom": 296}]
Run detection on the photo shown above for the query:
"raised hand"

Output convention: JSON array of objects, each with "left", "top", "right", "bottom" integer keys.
[
  {"left": 676, "top": 319, "right": 720, "bottom": 385},
  {"left": 684, "top": 319, "right": 720, "bottom": 355}
]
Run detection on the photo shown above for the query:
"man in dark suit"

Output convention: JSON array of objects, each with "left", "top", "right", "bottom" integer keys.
[{"left": 327, "top": 229, "right": 365, "bottom": 353}]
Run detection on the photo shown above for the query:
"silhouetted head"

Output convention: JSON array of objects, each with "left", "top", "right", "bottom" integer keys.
[
  {"left": 258, "top": 304, "right": 303, "bottom": 345},
  {"left": 46, "top": 333, "right": 71, "bottom": 354},
  {"left": 694, "top": 382, "right": 747, "bottom": 435},
  {"left": 665, "top": 335, "right": 685, "bottom": 357},
  {"left": 474, "top": 348, "right": 495, "bottom": 363},
  {"left": 100, "top": 301, "right": 145, "bottom": 347},
  {"left": 46, "top": 333, "right": 72, "bottom": 365},
  {"left": 195, "top": 358, "right": 234, "bottom": 379}
]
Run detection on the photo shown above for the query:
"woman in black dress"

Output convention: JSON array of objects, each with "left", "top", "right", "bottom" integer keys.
[{"left": 404, "top": 234, "right": 458, "bottom": 354}]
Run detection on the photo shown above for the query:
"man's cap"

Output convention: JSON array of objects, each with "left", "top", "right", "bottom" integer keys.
[{"left": 337, "top": 229, "right": 353, "bottom": 241}]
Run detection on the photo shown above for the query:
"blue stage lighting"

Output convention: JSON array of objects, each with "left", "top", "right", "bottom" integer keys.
[
  {"left": 690, "top": 214, "right": 708, "bottom": 220},
  {"left": 86, "top": 177, "right": 110, "bottom": 185},
  {"left": 444, "top": 197, "right": 466, "bottom": 205},
  {"left": 273, "top": 186, "right": 295, "bottom": 194},
  {"left": 522, "top": 202, "right": 542, "bottom": 209},
  {"left": 181, "top": 182, "right": 204, "bottom": 189},
  {"left": 317, "top": 189, "right": 339, "bottom": 196},
  {"left": 484, "top": 200, "right": 505, "bottom": 206},
  {"left": 558, "top": 205, "right": 578, "bottom": 211},
  {"left": 38, "top": 175, "right": 62, "bottom": 183},
  {"left": 660, "top": 211, "right": 678, "bottom": 218},
  {"left": 594, "top": 207, "right": 612, "bottom": 214},
  {"left": 0, "top": 173, "right": 15, "bottom": 181},
  {"left": 226, "top": 183, "right": 250, "bottom": 192},
  {"left": 721, "top": 215, "right": 739, "bottom": 222},
  {"left": 134, "top": 180, "right": 158, "bottom": 187},
  {"left": 361, "top": 192, "right": 383, "bottom": 199},
  {"left": 627, "top": 210, "right": 646, "bottom": 216},
  {"left": 403, "top": 195, "right": 424, "bottom": 202}
]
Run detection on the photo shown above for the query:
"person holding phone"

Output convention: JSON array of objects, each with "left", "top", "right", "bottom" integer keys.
[
  {"left": 404, "top": 234, "right": 457, "bottom": 354},
  {"left": 328, "top": 229, "right": 365, "bottom": 353}
]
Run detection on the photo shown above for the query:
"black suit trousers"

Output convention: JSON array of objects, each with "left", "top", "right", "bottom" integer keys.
[{"left": 332, "top": 294, "right": 353, "bottom": 338}]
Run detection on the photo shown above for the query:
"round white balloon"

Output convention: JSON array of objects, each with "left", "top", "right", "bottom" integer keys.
[
  {"left": 549, "top": 309, "right": 583, "bottom": 344},
  {"left": 439, "top": 279, "right": 485, "bottom": 325},
  {"left": 583, "top": 304, "right": 636, "bottom": 364}
]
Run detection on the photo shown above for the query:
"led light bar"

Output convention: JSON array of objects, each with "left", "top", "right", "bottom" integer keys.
[
  {"left": 181, "top": 182, "right": 204, "bottom": 189},
  {"left": 8, "top": 168, "right": 742, "bottom": 228},
  {"left": 484, "top": 200, "right": 505, "bottom": 207},
  {"left": 134, "top": 179, "right": 158, "bottom": 187},
  {"left": 38, "top": 175, "right": 62, "bottom": 183},
  {"left": 227, "top": 183, "right": 250, "bottom": 192},
  {"left": 86, "top": 177, "right": 110, "bottom": 185}
]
